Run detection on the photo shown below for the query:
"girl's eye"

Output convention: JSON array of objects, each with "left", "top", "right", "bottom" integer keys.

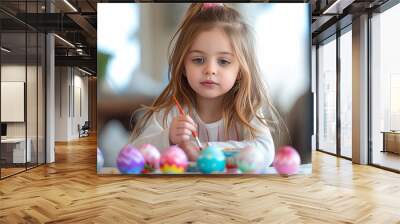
[
  {"left": 218, "top": 59, "right": 231, "bottom": 66},
  {"left": 192, "top": 57, "right": 204, "bottom": 64}
]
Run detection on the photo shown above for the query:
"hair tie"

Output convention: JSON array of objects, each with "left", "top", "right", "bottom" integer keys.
[{"left": 202, "top": 3, "right": 224, "bottom": 11}]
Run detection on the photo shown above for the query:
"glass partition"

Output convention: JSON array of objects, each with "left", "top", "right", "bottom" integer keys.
[
  {"left": 317, "top": 36, "right": 337, "bottom": 155},
  {"left": 0, "top": 1, "right": 46, "bottom": 179},
  {"left": 371, "top": 3, "right": 400, "bottom": 171},
  {"left": 339, "top": 28, "right": 352, "bottom": 158},
  {"left": 1, "top": 30, "right": 28, "bottom": 177}
]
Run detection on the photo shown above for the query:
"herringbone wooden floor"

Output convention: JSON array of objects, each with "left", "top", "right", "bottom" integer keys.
[{"left": 1, "top": 135, "right": 400, "bottom": 223}]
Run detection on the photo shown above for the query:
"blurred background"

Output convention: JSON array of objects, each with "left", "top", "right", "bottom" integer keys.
[{"left": 97, "top": 3, "right": 312, "bottom": 167}]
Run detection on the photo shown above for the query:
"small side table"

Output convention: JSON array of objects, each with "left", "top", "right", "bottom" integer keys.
[{"left": 381, "top": 131, "right": 400, "bottom": 154}]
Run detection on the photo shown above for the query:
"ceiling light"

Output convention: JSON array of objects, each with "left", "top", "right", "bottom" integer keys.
[
  {"left": 78, "top": 67, "right": 92, "bottom": 76},
  {"left": 322, "top": 0, "right": 355, "bottom": 15},
  {"left": 63, "top": 0, "right": 78, "bottom": 12},
  {"left": 1, "top": 47, "right": 11, "bottom": 53},
  {"left": 54, "top": 34, "right": 75, "bottom": 48}
]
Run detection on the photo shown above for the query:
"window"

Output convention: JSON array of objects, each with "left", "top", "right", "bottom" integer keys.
[
  {"left": 317, "top": 36, "right": 337, "bottom": 155},
  {"left": 371, "top": 2, "right": 400, "bottom": 171},
  {"left": 339, "top": 28, "right": 352, "bottom": 158}
]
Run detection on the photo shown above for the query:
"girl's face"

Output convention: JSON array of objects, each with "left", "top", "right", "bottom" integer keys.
[{"left": 184, "top": 27, "right": 240, "bottom": 100}]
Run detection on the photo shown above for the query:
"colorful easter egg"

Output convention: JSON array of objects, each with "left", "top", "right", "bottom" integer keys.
[
  {"left": 223, "top": 148, "right": 239, "bottom": 169},
  {"left": 237, "top": 146, "right": 266, "bottom": 174},
  {"left": 97, "top": 148, "right": 104, "bottom": 172},
  {"left": 116, "top": 144, "right": 145, "bottom": 174},
  {"left": 197, "top": 145, "right": 226, "bottom": 174},
  {"left": 160, "top": 145, "right": 188, "bottom": 174},
  {"left": 138, "top": 144, "right": 161, "bottom": 173},
  {"left": 273, "top": 146, "right": 301, "bottom": 176}
]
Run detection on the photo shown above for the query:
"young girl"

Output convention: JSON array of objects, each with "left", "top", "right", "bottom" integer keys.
[{"left": 131, "top": 3, "right": 280, "bottom": 166}]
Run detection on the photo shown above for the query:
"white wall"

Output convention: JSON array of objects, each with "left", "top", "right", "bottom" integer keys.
[
  {"left": 1, "top": 65, "right": 37, "bottom": 137},
  {"left": 1, "top": 65, "right": 26, "bottom": 140},
  {"left": 71, "top": 72, "right": 89, "bottom": 138},
  {"left": 1, "top": 64, "right": 46, "bottom": 164},
  {"left": 54, "top": 67, "right": 89, "bottom": 141},
  {"left": 55, "top": 67, "right": 69, "bottom": 141}
]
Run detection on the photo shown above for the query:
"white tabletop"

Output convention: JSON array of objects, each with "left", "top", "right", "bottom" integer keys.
[
  {"left": 98, "top": 164, "right": 312, "bottom": 175},
  {"left": 1, "top": 138, "right": 28, "bottom": 143}
]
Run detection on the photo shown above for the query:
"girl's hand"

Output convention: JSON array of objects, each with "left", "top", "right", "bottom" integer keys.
[
  {"left": 169, "top": 115, "right": 198, "bottom": 145},
  {"left": 178, "top": 141, "right": 200, "bottom": 161}
]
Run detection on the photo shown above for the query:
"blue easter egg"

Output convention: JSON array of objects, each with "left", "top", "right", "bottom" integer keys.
[
  {"left": 197, "top": 145, "right": 226, "bottom": 174},
  {"left": 97, "top": 148, "right": 104, "bottom": 172}
]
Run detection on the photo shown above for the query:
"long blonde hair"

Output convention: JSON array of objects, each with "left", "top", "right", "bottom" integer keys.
[{"left": 133, "top": 3, "right": 282, "bottom": 140}]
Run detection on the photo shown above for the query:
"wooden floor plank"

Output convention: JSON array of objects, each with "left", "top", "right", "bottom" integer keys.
[{"left": 0, "top": 134, "right": 400, "bottom": 223}]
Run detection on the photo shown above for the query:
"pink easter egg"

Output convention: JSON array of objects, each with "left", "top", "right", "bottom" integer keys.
[
  {"left": 160, "top": 145, "right": 188, "bottom": 174},
  {"left": 273, "top": 146, "right": 301, "bottom": 176},
  {"left": 138, "top": 144, "right": 161, "bottom": 173}
]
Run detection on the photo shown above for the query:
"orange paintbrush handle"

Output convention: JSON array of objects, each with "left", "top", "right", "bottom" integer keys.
[
  {"left": 172, "top": 96, "right": 185, "bottom": 116},
  {"left": 172, "top": 96, "right": 202, "bottom": 149},
  {"left": 172, "top": 96, "right": 198, "bottom": 136}
]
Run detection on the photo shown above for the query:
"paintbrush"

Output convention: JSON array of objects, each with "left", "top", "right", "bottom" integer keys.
[{"left": 172, "top": 96, "right": 203, "bottom": 150}]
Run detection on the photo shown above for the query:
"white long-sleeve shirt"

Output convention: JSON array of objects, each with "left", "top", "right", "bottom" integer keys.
[{"left": 131, "top": 107, "right": 275, "bottom": 167}]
